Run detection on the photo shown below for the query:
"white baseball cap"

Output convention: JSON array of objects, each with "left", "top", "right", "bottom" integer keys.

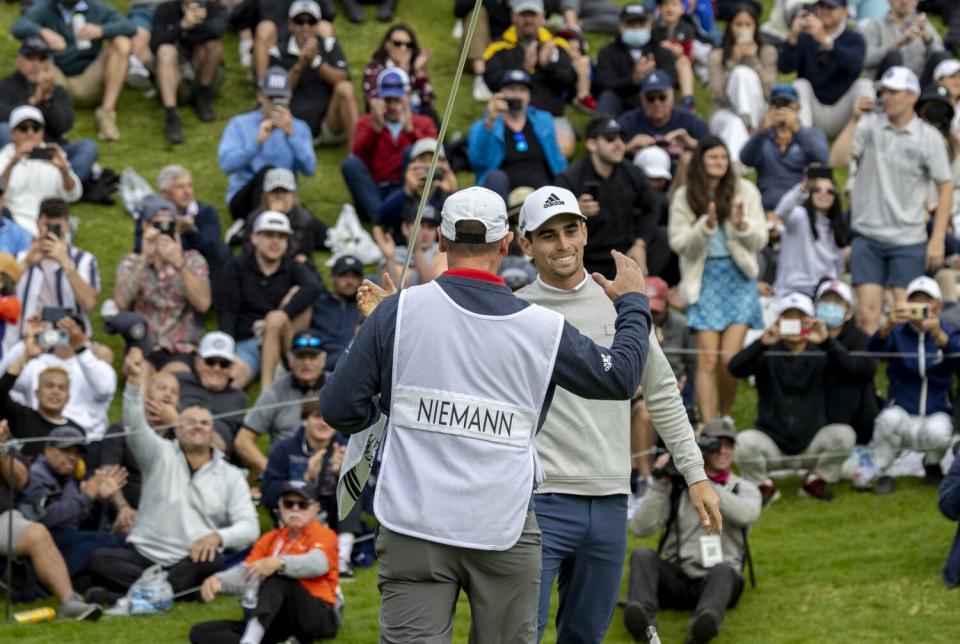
[
  {"left": 777, "top": 292, "right": 815, "bottom": 317},
  {"left": 440, "top": 187, "right": 509, "bottom": 243},
  {"left": 9, "top": 105, "right": 44, "bottom": 130},
  {"left": 906, "top": 275, "right": 942, "bottom": 301},
  {"left": 879, "top": 66, "right": 920, "bottom": 95},
  {"left": 934, "top": 58, "right": 960, "bottom": 81},
  {"left": 815, "top": 279, "right": 853, "bottom": 306},
  {"left": 518, "top": 186, "right": 585, "bottom": 235},
  {"left": 408, "top": 137, "right": 445, "bottom": 161},
  {"left": 263, "top": 167, "right": 297, "bottom": 193},
  {"left": 289, "top": 0, "right": 322, "bottom": 19},
  {"left": 198, "top": 331, "right": 236, "bottom": 361},
  {"left": 253, "top": 210, "right": 293, "bottom": 235},
  {"left": 633, "top": 146, "right": 672, "bottom": 180},
  {"left": 511, "top": 0, "right": 544, "bottom": 13}
]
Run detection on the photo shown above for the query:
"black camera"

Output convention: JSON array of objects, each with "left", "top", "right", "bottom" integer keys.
[
  {"left": 153, "top": 220, "right": 176, "bottom": 237},
  {"left": 47, "top": 222, "right": 62, "bottom": 238},
  {"left": 29, "top": 145, "right": 55, "bottom": 161},
  {"left": 42, "top": 306, "right": 72, "bottom": 324},
  {"left": 505, "top": 98, "right": 523, "bottom": 112},
  {"left": 651, "top": 448, "right": 685, "bottom": 485}
]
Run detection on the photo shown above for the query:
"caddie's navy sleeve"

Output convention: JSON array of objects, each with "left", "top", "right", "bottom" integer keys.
[{"left": 551, "top": 292, "right": 651, "bottom": 400}]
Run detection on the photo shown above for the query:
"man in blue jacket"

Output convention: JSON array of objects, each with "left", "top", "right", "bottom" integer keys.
[
  {"left": 867, "top": 276, "right": 960, "bottom": 494},
  {"left": 468, "top": 69, "right": 566, "bottom": 201},
  {"left": 940, "top": 456, "right": 960, "bottom": 588}
]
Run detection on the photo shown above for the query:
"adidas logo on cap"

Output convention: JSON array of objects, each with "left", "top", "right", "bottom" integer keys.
[{"left": 542, "top": 193, "right": 565, "bottom": 208}]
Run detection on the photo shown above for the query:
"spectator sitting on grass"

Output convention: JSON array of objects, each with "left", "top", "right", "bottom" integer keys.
[
  {"left": 18, "top": 426, "right": 128, "bottom": 577},
  {"left": 191, "top": 480, "right": 340, "bottom": 644},
  {"left": 865, "top": 276, "right": 960, "bottom": 495},
  {"left": 625, "top": 418, "right": 761, "bottom": 644},
  {"left": 729, "top": 292, "right": 857, "bottom": 505},
  {"left": 650, "top": 0, "right": 701, "bottom": 111},
  {"left": 87, "top": 349, "right": 259, "bottom": 606},
  {"left": 372, "top": 201, "right": 442, "bottom": 289},
  {"left": 859, "top": 0, "right": 944, "bottom": 79},
  {"left": 376, "top": 137, "right": 458, "bottom": 231},
  {"left": 362, "top": 22, "right": 439, "bottom": 125},
  {"left": 0, "top": 419, "right": 103, "bottom": 621},
  {"left": 310, "top": 255, "right": 362, "bottom": 370},
  {"left": 233, "top": 329, "right": 328, "bottom": 475}
]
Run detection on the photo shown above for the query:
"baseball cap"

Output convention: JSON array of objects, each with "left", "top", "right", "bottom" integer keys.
[
  {"left": 291, "top": 329, "right": 324, "bottom": 355},
  {"left": 510, "top": 0, "right": 544, "bottom": 13},
  {"left": 815, "top": 279, "right": 853, "bottom": 306},
  {"left": 701, "top": 417, "right": 737, "bottom": 443},
  {"left": 769, "top": 83, "right": 799, "bottom": 105},
  {"left": 917, "top": 84, "right": 954, "bottom": 111},
  {"left": 198, "top": 331, "right": 236, "bottom": 362},
  {"left": 777, "top": 292, "right": 815, "bottom": 317},
  {"left": 279, "top": 479, "right": 318, "bottom": 503},
  {"left": 440, "top": 187, "right": 509, "bottom": 243},
  {"left": 263, "top": 167, "right": 297, "bottom": 193},
  {"left": 9, "top": 105, "right": 44, "bottom": 130},
  {"left": 879, "top": 66, "right": 920, "bottom": 95},
  {"left": 332, "top": 255, "right": 364, "bottom": 276},
  {"left": 103, "top": 310, "right": 155, "bottom": 353},
  {"left": 906, "top": 275, "right": 942, "bottom": 301},
  {"left": 641, "top": 70, "right": 672, "bottom": 95},
  {"left": 252, "top": 210, "right": 293, "bottom": 235},
  {"left": 620, "top": 3, "right": 649, "bottom": 23},
  {"left": 46, "top": 425, "right": 87, "bottom": 451},
  {"left": 518, "top": 186, "right": 585, "bottom": 235},
  {"left": 646, "top": 276, "right": 668, "bottom": 313},
  {"left": 934, "top": 58, "right": 960, "bottom": 81},
  {"left": 140, "top": 196, "right": 177, "bottom": 221},
  {"left": 289, "top": 0, "right": 321, "bottom": 19},
  {"left": 19, "top": 36, "right": 51, "bottom": 58},
  {"left": 0, "top": 252, "right": 23, "bottom": 283},
  {"left": 817, "top": 0, "right": 847, "bottom": 6},
  {"left": 507, "top": 186, "right": 535, "bottom": 219},
  {"left": 585, "top": 116, "right": 622, "bottom": 140},
  {"left": 377, "top": 67, "right": 409, "bottom": 99},
  {"left": 259, "top": 66, "right": 292, "bottom": 98},
  {"left": 500, "top": 68, "right": 532, "bottom": 89},
  {"left": 402, "top": 202, "right": 441, "bottom": 224},
  {"left": 633, "top": 146, "right": 672, "bottom": 180},
  {"left": 408, "top": 137, "right": 445, "bottom": 161}
]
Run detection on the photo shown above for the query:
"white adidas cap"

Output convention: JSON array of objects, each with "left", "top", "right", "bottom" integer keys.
[
  {"left": 198, "top": 331, "right": 236, "bottom": 361},
  {"left": 777, "top": 292, "right": 815, "bottom": 317},
  {"left": 815, "top": 279, "right": 853, "bottom": 306},
  {"left": 879, "top": 66, "right": 920, "bottom": 95},
  {"left": 906, "top": 275, "right": 942, "bottom": 301},
  {"left": 634, "top": 146, "right": 672, "bottom": 180},
  {"left": 440, "top": 187, "right": 510, "bottom": 243},
  {"left": 518, "top": 186, "right": 585, "bottom": 235}
]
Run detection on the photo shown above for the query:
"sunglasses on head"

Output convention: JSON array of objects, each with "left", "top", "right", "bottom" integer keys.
[
  {"left": 390, "top": 39, "right": 413, "bottom": 49},
  {"left": 294, "top": 336, "right": 322, "bottom": 350},
  {"left": 203, "top": 357, "right": 232, "bottom": 369},
  {"left": 644, "top": 93, "right": 669, "bottom": 103},
  {"left": 293, "top": 16, "right": 318, "bottom": 26},
  {"left": 281, "top": 497, "right": 311, "bottom": 510},
  {"left": 15, "top": 121, "right": 42, "bottom": 133}
]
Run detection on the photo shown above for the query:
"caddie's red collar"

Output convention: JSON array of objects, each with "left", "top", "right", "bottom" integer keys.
[{"left": 443, "top": 268, "right": 506, "bottom": 286}]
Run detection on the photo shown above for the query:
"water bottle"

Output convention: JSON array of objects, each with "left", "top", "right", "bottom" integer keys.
[
  {"left": 14, "top": 607, "right": 56, "bottom": 624},
  {"left": 72, "top": 13, "right": 91, "bottom": 50},
  {"left": 241, "top": 577, "right": 260, "bottom": 610}
]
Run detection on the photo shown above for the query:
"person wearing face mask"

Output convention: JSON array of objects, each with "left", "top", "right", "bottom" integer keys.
[
  {"left": 815, "top": 279, "right": 879, "bottom": 446},
  {"left": 595, "top": 4, "right": 679, "bottom": 117}
]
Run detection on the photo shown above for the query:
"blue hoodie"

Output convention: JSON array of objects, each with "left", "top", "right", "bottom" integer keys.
[{"left": 467, "top": 106, "right": 566, "bottom": 186}]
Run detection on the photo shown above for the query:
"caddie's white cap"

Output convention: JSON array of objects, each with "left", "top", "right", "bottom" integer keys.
[
  {"left": 934, "top": 58, "right": 960, "bottom": 81},
  {"left": 9, "top": 105, "right": 44, "bottom": 130},
  {"left": 440, "top": 187, "right": 509, "bottom": 243},
  {"left": 815, "top": 279, "right": 853, "bottom": 306},
  {"left": 518, "top": 186, "right": 584, "bottom": 235},
  {"left": 906, "top": 275, "right": 942, "bottom": 301},
  {"left": 198, "top": 331, "right": 236, "bottom": 361},
  {"left": 879, "top": 66, "right": 920, "bottom": 95},
  {"left": 777, "top": 292, "right": 815, "bottom": 317},
  {"left": 633, "top": 146, "right": 672, "bottom": 180},
  {"left": 253, "top": 210, "right": 293, "bottom": 235}
]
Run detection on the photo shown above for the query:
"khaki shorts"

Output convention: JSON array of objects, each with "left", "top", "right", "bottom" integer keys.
[
  {"left": 54, "top": 60, "right": 105, "bottom": 108},
  {"left": 0, "top": 509, "right": 32, "bottom": 553}
]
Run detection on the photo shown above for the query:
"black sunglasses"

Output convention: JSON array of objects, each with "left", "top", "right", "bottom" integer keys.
[
  {"left": 15, "top": 122, "right": 42, "bottom": 133},
  {"left": 203, "top": 357, "right": 232, "bottom": 369},
  {"left": 281, "top": 497, "right": 311, "bottom": 510},
  {"left": 644, "top": 93, "right": 669, "bottom": 103},
  {"left": 390, "top": 39, "right": 413, "bottom": 49},
  {"left": 811, "top": 186, "right": 838, "bottom": 195},
  {"left": 293, "top": 16, "right": 318, "bottom": 26},
  {"left": 600, "top": 132, "right": 623, "bottom": 143}
]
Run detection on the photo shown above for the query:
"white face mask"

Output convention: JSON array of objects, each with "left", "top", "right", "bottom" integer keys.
[{"left": 622, "top": 28, "right": 652, "bottom": 48}]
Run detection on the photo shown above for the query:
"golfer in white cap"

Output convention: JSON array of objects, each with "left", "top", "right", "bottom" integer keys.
[
  {"left": 514, "top": 186, "right": 717, "bottom": 642},
  {"left": 321, "top": 186, "right": 655, "bottom": 642}
]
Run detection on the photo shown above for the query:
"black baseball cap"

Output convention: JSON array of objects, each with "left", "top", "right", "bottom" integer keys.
[
  {"left": 701, "top": 417, "right": 737, "bottom": 443},
  {"left": 19, "top": 37, "right": 51, "bottom": 58},
  {"left": 332, "top": 255, "right": 363, "bottom": 276},
  {"left": 291, "top": 329, "right": 324, "bottom": 355},
  {"left": 279, "top": 479, "right": 318, "bottom": 503},
  {"left": 401, "top": 202, "right": 441, "bottom": 224},
  {"left": 620, "top": 3, "right": 649, "bottom": 23},
  {"left": 500, "top": 69, "right": 532, "bottom": 89},
  {"left": 103, "top": 311, "right": 155, "bottom": 354},
  {"left": 585, "top": 115, "right": 622, "bottom": 139}
]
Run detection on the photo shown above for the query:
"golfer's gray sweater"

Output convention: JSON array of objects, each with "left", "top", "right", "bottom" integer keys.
[{"left": 518, "top": 274, "right": 706, "bottom": 496}]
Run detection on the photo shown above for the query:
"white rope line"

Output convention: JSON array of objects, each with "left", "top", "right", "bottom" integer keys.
[
  {"left": 658, "top": 346, "right": 960, "bottom": 359},
  {"left": 629, "top": 445, "right": 896, "bottom": 466}
]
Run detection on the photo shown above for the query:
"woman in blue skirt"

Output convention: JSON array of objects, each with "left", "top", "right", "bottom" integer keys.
[{"left": 668, "top": 135, "right": 768, "bottom": 421}]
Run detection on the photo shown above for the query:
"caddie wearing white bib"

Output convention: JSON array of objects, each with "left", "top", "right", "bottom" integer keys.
[{"left": 321, "top": 186, "right": 653, "bottom": 643}]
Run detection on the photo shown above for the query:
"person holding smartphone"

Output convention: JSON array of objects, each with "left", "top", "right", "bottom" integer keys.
[{"left": 0, "top": 106, "right": 81, "bottom": 237}]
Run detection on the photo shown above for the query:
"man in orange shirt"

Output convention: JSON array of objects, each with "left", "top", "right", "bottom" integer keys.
[{"left": 190, "top": 480, "right": 340, "bottom": 643}]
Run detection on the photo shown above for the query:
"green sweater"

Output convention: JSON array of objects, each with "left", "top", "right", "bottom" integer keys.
[
  {"left": 13, "top": 0, "right": 136, "bottom": 76},
  {"left": 517, "top": 273, "right": 706, "bottom": 496}
]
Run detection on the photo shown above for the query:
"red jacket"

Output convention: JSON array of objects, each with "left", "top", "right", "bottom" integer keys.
[{"left": 351, "top": 114, "right": 437, "bottom": 183}]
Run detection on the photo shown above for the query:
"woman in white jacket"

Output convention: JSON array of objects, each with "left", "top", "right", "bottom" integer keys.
[{"left": 668, "top": 135, "right": 767, "bottom": 422}]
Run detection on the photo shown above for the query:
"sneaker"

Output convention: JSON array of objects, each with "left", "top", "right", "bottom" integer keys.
[
  {"left": 799, "top": 474, "right": 835, "bottom": 502},
  {"left": 685, "top": 610, "right": 721, "bottom": 644},
  {"left": 472, "top": 75, "right": 492, "bottom": 102},
  {"left": 922, "top": 463, "right": 944, "bottom": 486},
  {"left": 377, "top": 0, "right": 396, "bottom": 22},
  {"left": 95, "top": 107, "right": 120, "bottom": 141},
  {"left": 574, "top": 93, "right": 598, "bottom": 113},
  {"left": 623, "top": 602, "right": 656, "bottom": 641},
  {"left": 193, "top": 87, "right": 216, "bottom": 122},
  {"left": 126, "top": 55, "right": 152, "bottom": 91},
  {"left": 61, "top": 592, "right": 103, "bottom": 621},
  {"left": 165, "top": 110, "right": 183, "bottom": 144},
  {"left": 343, "top": 0, "right": 364, "bottom": 23},
  {"left": 238, "top": 39, "right": 253, "bottom": 69},
  {"left": 873, "top": 475, "right": 896, "bottom": 495},
  {"left": 84, "top": 586, "right": 122, "bottom": 606},
  {"left": 339, "top": 561, "right": 355, "bottom": 582},
  {"left": 224, "top": 218, "right": 246, "bottom": 246},
  {"left": 758, "top": 479, "right": 780, "bottom": 507}
]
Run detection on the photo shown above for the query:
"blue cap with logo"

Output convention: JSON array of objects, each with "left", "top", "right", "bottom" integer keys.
[
  {"left": 500, "top": 68, "right": 532, "bottom": 88},
  {"left": 769, "top": 83, "right": 799, "bottom": 104},
  {"left": 377, "top": 68, "right": 409, "bottom": 99},
  {"left": 291, "top": 329, "right": 325, "bottom": 355},
  {"left": 641, "top": 70, "right": 672, "bottom": 95}
]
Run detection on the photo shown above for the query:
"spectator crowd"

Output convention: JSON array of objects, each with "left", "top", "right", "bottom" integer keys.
[{"left": 2, "top": 0, "right": 960, "bottom": 642}]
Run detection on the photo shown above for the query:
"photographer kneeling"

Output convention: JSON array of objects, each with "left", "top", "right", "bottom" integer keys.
[{"left": 625, "top": 418, "right": 761, "bottom": 644}]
